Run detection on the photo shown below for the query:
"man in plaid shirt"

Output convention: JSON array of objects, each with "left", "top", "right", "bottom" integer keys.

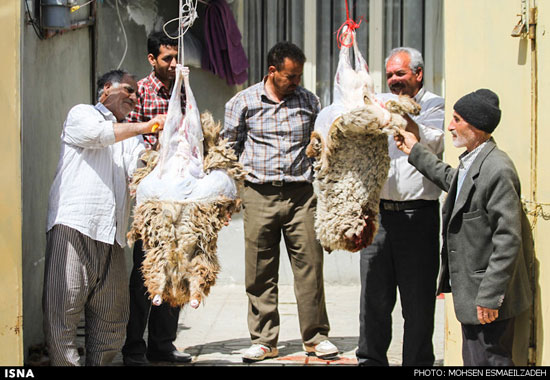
[
  {"left": 126, "top": 33, "right": 186, "bottom": 151},
  {"left": 122, "top": 31, "right": 191, "bottom": 366},
  {"left": 222, "top": 42, "right": 338, "bottom": 363}
]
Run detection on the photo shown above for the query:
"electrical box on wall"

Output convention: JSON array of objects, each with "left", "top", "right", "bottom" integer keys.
[
  {"left": 29, "top": 0, "right": 97, "bottom": 39},
  {"left": 41, "top": 0, "right": 77, "bottom": 29}
]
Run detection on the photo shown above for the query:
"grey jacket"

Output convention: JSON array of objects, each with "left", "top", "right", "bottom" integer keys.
[{"left": 408, "top": 138, "right": 532, "bottom": 325}]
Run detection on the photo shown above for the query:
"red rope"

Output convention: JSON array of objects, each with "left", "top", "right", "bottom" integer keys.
[{"left": 335, "top": 0, "right": 364, "bottom": 49}]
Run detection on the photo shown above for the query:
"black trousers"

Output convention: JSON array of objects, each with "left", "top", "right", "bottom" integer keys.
[
  {"left": 357, "top": 202, "right": 440, "bottom": 366},
  {"left": 122, "top": 240, "right": 181, "bottom": 356},
  {"left": 462, "top": 318, "right": 515, "bottom": 366}
]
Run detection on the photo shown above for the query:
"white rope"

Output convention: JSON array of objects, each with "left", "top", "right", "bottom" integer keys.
[
  {"left": 161, "top": 0, "right": 199, "bottom": 65},
  {"left": 115, "top": 0, "right": 128, "bottom": 69}
]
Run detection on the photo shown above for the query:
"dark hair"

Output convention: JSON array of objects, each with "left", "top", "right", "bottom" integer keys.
[
  {"left": 147, "top": 31, "right": 178, "bottom": 58},
  {"left": 267, "top": 41, "right": 306, "bottom": 71},
  {"left": 96, "top": 69, "right": 135, "bottom": 100}
]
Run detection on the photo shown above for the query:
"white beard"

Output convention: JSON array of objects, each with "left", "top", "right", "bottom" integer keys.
[{"left": 451, "top": 131, "right": 468, "bottom": 148}]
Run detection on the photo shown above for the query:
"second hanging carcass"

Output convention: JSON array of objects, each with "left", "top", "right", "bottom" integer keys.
[{"left": 306, "top": 28, "right": 420, "bottom": 253}]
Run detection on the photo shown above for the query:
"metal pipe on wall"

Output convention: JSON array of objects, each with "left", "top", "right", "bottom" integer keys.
[{"left": 528, "top": 3, "right": 538, "bottom": 366}]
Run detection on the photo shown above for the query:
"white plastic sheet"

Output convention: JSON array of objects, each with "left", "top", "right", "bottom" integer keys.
[
  {"left": 314, "top": 30, "right": 375, "bottom": 139},
  {"left": 136, "top": 64, "right": 238, "bottom": 205}
]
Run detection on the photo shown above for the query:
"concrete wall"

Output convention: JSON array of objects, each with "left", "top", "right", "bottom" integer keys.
[
  {"left": 531, "top": 0, "right": 550, "bottom": 365},
  {"left": 21, "top": 24, "right": 93, "bottom": 357},
  {"left": 444, "top": 0, "right": 548, "bottom": 365},
  {"left": 0, "top": 0, "right": 23, "bottom": 366}
]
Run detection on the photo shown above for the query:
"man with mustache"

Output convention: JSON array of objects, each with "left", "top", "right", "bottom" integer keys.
[
  {"left": 394, "top": 89, "right": 532, "bottom": 366},
  {"left": 43, "top": 69, "right": 165, "bottom": 366},
  {"left": 121, "top": 31, "right": 192, "bottom": 366},
  {"left": 356, "top": 47, "right": 445, "bottom": 366},
  {"left": 223, "top": 41, "right": 337, "bottom": 363}
]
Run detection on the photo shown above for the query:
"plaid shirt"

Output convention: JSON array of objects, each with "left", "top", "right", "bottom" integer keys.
[
  {"left": 222, "top": 80, "right": 320, "bottom": 184},
  {"left": 126, "top": 72, "right": 185, "bottom": 150}
]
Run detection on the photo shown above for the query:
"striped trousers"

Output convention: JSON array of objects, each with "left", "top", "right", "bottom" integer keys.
[{"left": 42, "top": 224, "right": 129, "bottom": 366}]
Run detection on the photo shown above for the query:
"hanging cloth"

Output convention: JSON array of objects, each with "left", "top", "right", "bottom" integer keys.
[{"left": 201, "top": 0, "right": 249, "bottom": 85}]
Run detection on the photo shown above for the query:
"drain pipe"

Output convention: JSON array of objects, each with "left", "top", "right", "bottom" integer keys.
[{"left": 528, "top": 4, "right": 538, "bottom": 367}]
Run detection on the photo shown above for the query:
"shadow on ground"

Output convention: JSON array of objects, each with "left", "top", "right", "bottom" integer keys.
[{"left": 178, "top": 336, "right": 359, "bottom": 366}]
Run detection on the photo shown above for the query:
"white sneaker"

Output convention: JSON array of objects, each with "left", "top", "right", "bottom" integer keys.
[
  {"left": 303, "top": 340, "right": 339, "bottom": 358},
  {"left": 242, "top": 344, "right": 279, "bottom": 362}
]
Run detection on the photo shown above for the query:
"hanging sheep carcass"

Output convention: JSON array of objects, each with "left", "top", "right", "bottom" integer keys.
[
  {"left": 306, "top": 26, "right": 421, "bottom": 253},
  {"left": 128, "top": 65, "right": 245, "bottom": 309}
]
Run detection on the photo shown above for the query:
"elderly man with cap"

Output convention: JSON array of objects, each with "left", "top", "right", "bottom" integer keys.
[{"left": 395, "top": 89, "right": 532, "bottom": 366}]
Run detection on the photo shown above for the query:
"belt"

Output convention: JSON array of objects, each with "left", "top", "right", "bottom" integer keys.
[
  {"left": 380, "top": 199, "right": 438, "bottom": 212},
  {"left": 245, "top": 180, "right": 307, "bottom": 188}
]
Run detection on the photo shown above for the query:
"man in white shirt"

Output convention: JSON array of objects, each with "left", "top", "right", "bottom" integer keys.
[
  {"left": 356, "top": 47, "right": 445, "bottom": 366},
  {"left": 43, "top": 70, "right": 165, "bottom": 366}
]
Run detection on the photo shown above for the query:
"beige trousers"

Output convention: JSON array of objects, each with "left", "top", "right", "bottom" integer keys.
[{"left": 243, "top": 181, "right": 330, "bottom": 348}]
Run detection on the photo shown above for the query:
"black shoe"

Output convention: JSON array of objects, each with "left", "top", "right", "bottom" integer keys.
[
  {"left": 146, "top": 350, "right": 192, "bottom": 363},
  {"left": 123, "top": 353, "right": 150, "bottom": 366}
]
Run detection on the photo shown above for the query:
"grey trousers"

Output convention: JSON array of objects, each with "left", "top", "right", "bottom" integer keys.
[
  {"left": 461, "top": 318, "right": 515, "bottom": 366},
  {"left": 243, "top": 182, "right": 330, "bottom": 348},
  {"left": 42, "top": 224, "right": 129, "bottom": 366}
]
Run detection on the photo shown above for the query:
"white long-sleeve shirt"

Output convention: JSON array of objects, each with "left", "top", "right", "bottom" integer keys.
[
  {"left": 376, "top": 88, "right": 445, "bottom": 201},
  {"left": 47, "top": 103, "right": 145, "bottom": 247}
]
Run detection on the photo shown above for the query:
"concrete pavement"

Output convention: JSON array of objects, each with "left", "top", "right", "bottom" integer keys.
[{"left": 107, "top": 284, "right": 445, "bottom": 366}]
